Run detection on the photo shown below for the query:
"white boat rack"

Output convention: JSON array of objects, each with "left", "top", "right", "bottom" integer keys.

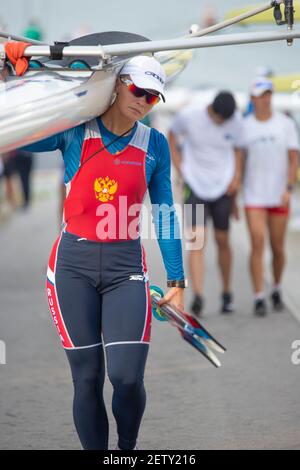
[
  {"left": 18, "top": 29, "right": 299, "bottom": 63},
  {"left": 0, "top": 0, "right": 298, "bottom": 153},
  {"left": 0, "top": 1, "right": 296, "bottom": 68},
  {"left": 185, "top": 1, "right": 286, "bottom": 39}
]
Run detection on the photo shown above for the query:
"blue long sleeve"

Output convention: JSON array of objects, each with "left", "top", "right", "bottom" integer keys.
[
  {"left": 147, "top": 132, "right": 185, "bottom": 281},
  {"left": 22, "top": 133, "right": 64, "bottom": 152},
  {"left": 22, "top": 125, "right": 85, "bottom": 183}
]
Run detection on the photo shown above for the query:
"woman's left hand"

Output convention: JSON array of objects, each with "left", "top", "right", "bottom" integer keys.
[
  {"left": 157, "top": 287, "right": 185, "bottom": 312},
  {"left": 281, "top": 190, "right": 291, "bottom": 208}
]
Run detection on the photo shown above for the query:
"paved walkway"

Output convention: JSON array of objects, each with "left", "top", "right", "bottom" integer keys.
[{"left": 0, "top": 170, "right": 300, "bottom": 450}]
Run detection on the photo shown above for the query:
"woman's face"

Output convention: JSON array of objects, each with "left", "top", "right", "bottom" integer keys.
[{"left": 114, "top": 76, "right": 157, "bottom": 122}]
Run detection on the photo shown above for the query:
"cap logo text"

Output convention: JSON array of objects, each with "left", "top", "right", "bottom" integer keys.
[{"left": 145, "top": 71, "right": 164, "bottom": 85}]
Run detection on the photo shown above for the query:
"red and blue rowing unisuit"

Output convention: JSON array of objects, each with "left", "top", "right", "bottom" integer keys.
[{"left": 46, "top": 118, "right": 154, "bottom": 349}]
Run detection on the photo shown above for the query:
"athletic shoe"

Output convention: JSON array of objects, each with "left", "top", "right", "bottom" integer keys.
[
  {"left": 221, "top": 292, "right": 234, "bottom": 314},
  {"left": 190, "top": 294, "right": 204, "bottom": 317},
  {"left": 115, "top": 443, "right": 139, "bottom": 450},
  {"left": 254, "top": 299, "right": 267, "bottom": 317},
  {"left": 271, "top": 291, "right": 285, "bottom": 312}
]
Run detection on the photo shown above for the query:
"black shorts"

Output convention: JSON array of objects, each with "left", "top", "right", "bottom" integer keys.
[
  {"left": 184, "top": 184, "right": 233, "bottom": 231},
  {"left": 46, "top": 231, "right": 152, "bottom": 350}
]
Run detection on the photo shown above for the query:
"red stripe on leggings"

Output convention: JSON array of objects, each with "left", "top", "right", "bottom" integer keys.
[{"left": 46, "top": 235, "right": 74, "bottom": 349}]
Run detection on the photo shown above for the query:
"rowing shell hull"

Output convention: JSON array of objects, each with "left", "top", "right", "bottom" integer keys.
[
  {"left": 0, "top": 66, "right": 121, "bottom": 153},
  {"left": 0, "top": 31, "right": 146, "bottom": 152},
  {"left": 0, "top": 31, "right": 192, "bottom": 153}
]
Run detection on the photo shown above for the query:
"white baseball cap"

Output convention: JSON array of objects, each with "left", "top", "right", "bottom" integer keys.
[
  {"left": 251, "top": 77, "right": 274, "bottom": 97},
  {"left": 120, "top": 55, "right": 166, "bottom": 102}
]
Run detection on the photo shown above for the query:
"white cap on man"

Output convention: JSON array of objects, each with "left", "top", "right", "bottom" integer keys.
[
  {"left": 250, "top": 77, "right": 274, "bottom": 97},
  {"left": 120, "top": 55, "right": 166, "bottom": 102}
]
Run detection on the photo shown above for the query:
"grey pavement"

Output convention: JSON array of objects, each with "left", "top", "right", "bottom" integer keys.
[{"left": 0, "top": 169, "right": 300, "bottom": 450}]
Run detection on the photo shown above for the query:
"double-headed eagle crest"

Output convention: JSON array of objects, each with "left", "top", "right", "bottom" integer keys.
[{"left": 94, "top": 176, "right": 118, "bottom": 203}]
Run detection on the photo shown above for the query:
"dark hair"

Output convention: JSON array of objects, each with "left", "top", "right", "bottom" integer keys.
[{"left": 212, "top": 91, "right": 236, "bottom": 120}]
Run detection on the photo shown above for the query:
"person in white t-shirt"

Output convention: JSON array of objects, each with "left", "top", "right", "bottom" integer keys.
[
  {"left": 243, "top": 77, "right": 299, "bottom": 316},
  {"left": 169, "top": 92, "right": 244, "bottom": 316}
]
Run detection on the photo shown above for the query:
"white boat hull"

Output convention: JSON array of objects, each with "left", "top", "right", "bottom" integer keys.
[
  {"left": 0, "top": 66, "right": 122, "bottom": 152},
  {"left": 0, "top": 30, "right": 192, "bottom": 153}
]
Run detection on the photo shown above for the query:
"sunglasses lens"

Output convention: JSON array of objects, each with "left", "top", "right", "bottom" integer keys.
[
  {"left": 127, "top": 81, "right": 160, "bottom": 105},
  {"left": 146, "top": 93, "right": 160, "bottom": 105},
  {"left": 128, "top": 83, "right": 145, "bottom": 98}
]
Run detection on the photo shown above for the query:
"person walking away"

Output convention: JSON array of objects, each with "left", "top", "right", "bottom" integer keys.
[
  {"left": 242, "top": 77, "right": 299, "bottom": 316},
  {"left": 169, "top": 92, "right": 244, "bottom": 316},
  {"left": 14, "top": 150, "right": 34, "bottom": 210},
  {"left": 1, "top": 151, "right": 18, "bottom": 209}
]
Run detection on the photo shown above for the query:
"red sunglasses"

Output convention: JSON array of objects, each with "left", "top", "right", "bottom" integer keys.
[{"left": 120, "top": 77, "right": 161, "bottom": 105}]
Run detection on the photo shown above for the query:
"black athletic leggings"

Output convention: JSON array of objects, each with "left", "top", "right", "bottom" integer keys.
[
  {"left": 66, "top": 343, "right": 148, "bottom": 450},
  {"left": 46, "top": 232, "right": 152, "bottom": 450}
]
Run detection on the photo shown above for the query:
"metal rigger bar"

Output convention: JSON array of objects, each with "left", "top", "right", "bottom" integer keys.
[{"left": 0, "top": 1, "right": 296, "bottom": 61}]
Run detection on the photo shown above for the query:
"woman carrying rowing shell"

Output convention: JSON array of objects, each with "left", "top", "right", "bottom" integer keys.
[{"left": 5, "top": 48, "right": 186, "bottom": 450}]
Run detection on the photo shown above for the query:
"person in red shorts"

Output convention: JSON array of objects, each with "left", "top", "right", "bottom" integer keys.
[{"left": 243, "top": 77, "right": 299, "bottom": 316}]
